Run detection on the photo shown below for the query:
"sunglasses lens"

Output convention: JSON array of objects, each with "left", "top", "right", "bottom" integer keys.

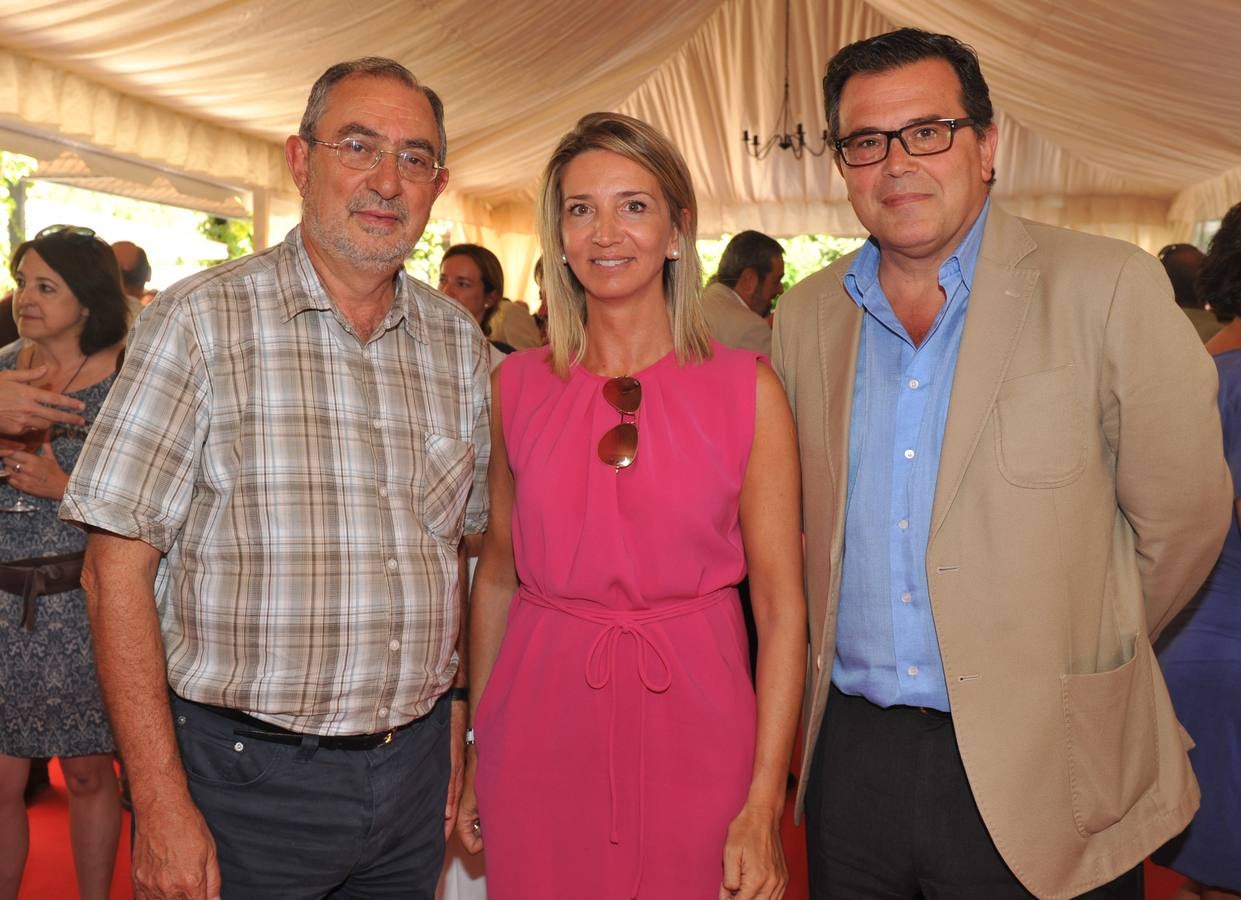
[
  {"left": 602, "top": 376, "right": 641, "bottom": 414},
  {"left": 598, "top": 423, "right": 638, "bottom": 468}
]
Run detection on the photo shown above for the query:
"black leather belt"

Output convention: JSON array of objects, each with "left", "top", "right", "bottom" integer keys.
[{"left": 179, "top": 696, "right": 416, "bottom": 751}]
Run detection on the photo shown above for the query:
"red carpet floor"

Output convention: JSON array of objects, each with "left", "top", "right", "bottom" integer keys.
[{"left": 20, "top": 759, "right": 1183, "bottom": 899}]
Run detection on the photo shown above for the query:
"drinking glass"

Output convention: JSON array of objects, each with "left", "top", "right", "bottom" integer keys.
[{"left": 0, "top": 427, "right": 48, "bottom": 513}]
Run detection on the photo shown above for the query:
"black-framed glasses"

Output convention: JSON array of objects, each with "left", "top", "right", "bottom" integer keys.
[
  {"left": 34, "top": 224, "right": 98, "bottom": 240},
  {"left": 834, "top": 117, "right": 977, "bottom": 167},
  {"left": 598, "top": 376, "right": 641, "bottom": 470},
  {"left": 309, "top": 137, "right": 446, "bottom": 184}
]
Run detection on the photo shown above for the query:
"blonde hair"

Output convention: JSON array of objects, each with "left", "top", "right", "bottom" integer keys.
[{"left": 537, "top": 112, "right": 711, "bottom": 377}]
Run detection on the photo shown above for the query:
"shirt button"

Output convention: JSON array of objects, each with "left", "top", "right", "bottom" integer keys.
[
  {"left": 379, "top": 487, "right": 389, "bottom": 498},
  {"left": 898, "top": 519, "right": 909, "bottom": 530},
  {"left": 907, "top": 665, "right": 919, "bottom": 677},
  {"left": 389, "top": 639, "right": 400, "bottom": 651},
  {"left": 904, "top": 448, "right": 916, "bottom": 459},
  {"left": 908, "top": 378, "right": 920, "bottom": 389},
  {"left": 233, "top": 741, "right": 245, "bottom": 752},
  {"left": 372, "top": 419, "right": 383, "bottom": 429},
  {"left": 900, "top": 591, "right": 912, "bottom": 603},
  {"left": 386, "top": 558, "right": 398, "bottom": 571},
  {"left": 378, "top": 707, "right": 389, "bottom": 717}
]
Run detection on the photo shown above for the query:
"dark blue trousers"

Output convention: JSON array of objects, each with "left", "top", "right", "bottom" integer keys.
[
  {"left": 166, "top": 694, "right": 449, "bottom": 899},
  {"left": 805, "top": 684, "right": 1143, "bottom": 899}
]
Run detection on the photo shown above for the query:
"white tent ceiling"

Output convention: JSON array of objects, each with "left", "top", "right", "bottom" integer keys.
[{"left": 1, "top": 0, "right": 1239, "bottom": 255}]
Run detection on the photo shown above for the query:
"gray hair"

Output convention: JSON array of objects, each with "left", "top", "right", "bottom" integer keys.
[{"left": 298, "top": 57, "right": 448, "bottom": 165}]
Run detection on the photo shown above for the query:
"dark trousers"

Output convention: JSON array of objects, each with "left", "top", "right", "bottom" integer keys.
[
  {"left": 166, "top": 694, "right": 450, "bottom": 899},
  {"left": 805, "top": 684, "right": 1144, "bottom": 899}
]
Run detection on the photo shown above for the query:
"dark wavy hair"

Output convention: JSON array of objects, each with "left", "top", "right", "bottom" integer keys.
[
  {"left": 823, "top": 28, "right": 996, "bottom": 185},
  {"left": 1199, "top": 203, "right": 1241, "bottom": 323},
  {"left": 10, "top": 230, "right": 129, "bottom": 355}
]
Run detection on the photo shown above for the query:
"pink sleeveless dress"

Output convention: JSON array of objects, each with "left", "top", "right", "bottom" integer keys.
[{"left": 474, "top": 343, "right": 761, "bottom": 899}]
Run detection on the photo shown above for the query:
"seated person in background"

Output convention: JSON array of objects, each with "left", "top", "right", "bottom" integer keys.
[
  {"left": 532, "top": 256, "right": 549, "bottom": 344},
  {"left": 1161, "top": 242, "right": 1222, "bottom": 343},
  {"left": 701, "top": 230, "right": 784, "bottom": 355},
  {"left": 439, "top": 243, "right": 515, "bottom": 367},
  {"left": 1153, "top": 202, "right": 1241, "bottom": 900}
]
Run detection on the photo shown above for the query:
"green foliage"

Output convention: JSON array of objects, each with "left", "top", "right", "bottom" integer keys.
[
  {"left": 696, "top": 232, "right": 864, "bottom": 300},
  {"left": 0, "top": 151, "right": 37, "bottom": 292},
  {"left": 403, "top": 218, "right": 453, "bottom": 284},
  {"left": 198, "top": 216, "right": 254, "bottom": 264}
]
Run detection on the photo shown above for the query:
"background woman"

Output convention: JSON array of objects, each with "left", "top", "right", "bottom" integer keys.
[
  {"left": 458, "top": 113, "right": 805, "bottom": 899},
  {"left": 1154, "top": 203, "right": 1241, "bottom": 900},
  {"left": 0, "top": 227, "right": 128, "bottom": 900},
  {"left": 439, "top": 243, "right": 514, "bottom": 366},
  {"left": 439, "top": 243, "right": 542, "bottom": 354}
]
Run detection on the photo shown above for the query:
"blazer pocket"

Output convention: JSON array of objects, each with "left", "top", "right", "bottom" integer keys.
[
  {"left": 1060, "top": 634, "right": 1159, "bottom": 836},
  {"left": 994, "top": 365, "right": 1086, "bottom": 488},
  {"left": 419, "top": 432, "right": 475, "bottom": 543}
]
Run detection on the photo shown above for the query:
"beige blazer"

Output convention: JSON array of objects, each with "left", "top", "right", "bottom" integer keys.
[
  {"left": 701, "top": 281, "right": 771, "bottom": 355},
  {"left": 772, "top": 206, "right": 1231, "bottom": 899}
]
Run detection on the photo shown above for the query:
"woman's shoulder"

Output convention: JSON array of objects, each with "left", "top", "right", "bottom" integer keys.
[
  {"left": 0, "top": 340, "right": 23, "bottom": 370},
  {"left": 680, "top": 340, "right": 766, "bottom": 385},
  {"left": 499, "top": 345, "right": 553, "bottom": 379}
]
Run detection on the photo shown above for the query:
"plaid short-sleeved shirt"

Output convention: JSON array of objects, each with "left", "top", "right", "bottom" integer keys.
[{"left": 62, "top": 227, "right": 491, "bottom": 735}]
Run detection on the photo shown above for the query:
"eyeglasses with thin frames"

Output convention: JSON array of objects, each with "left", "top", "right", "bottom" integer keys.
[
  {"left": 309, "top": 137, "right": 446, "bottom": 184},
  {"left": 834, "top": 117, "right": 977, "bottom": 167},
  {"left": 597, "top": 376, "right": 641, "bottom": 470}
]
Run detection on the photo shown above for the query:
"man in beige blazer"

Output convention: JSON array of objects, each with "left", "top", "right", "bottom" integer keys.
[
  {"left": 702, "top": 230, "right": 784, "bottom": 355},
  {"left": 773, "top": 28, "right": 1231, "bottom": 900}
]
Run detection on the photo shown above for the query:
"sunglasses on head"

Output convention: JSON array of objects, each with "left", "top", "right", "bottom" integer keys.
[{"left": 34, "top": 224, "right": 99, "bottom": 240}]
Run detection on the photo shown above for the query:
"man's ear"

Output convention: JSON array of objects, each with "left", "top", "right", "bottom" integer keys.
[
  {"left": 735, "top": 267, "right": 759, "bottom": 302},
  {"left": 285, "top": 135, "right": 310, "bottom": 197}
]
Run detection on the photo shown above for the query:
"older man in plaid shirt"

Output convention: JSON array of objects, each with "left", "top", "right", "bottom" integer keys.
[{"left": 62, "top": 58, "right": 490, "bottom": 900}]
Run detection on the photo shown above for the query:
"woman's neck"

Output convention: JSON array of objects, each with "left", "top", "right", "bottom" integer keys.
[
  {"left": 26, "top": 337, "right": 87, "bottom": 373},
  {"left": 580, "top": 291, "right": 674, "bottom": 377}
]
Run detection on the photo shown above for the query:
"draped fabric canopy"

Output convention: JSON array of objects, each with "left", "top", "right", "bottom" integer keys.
[{"left": 1, "top": 0, "right": 1239, "bottom": 261}]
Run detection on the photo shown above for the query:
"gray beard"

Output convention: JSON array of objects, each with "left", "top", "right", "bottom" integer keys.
[{"left": 302, "top": 193, "right": 417, "bottom": 274}]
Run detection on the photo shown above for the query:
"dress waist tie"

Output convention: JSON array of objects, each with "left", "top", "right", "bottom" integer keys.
[{"left": 518, "top": 585, "right": 735, "bottom": 899}]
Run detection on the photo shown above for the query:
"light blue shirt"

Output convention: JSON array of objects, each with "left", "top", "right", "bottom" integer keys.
[{"left": 833, "top": 201, "right": 991, "bottom": 711}]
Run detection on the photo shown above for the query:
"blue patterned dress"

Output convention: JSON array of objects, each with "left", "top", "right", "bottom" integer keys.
[{"left": 0, "top": 343, "right": 116, "bottom": 757}]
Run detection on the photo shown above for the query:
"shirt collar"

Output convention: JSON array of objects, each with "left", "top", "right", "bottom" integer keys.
[
  {"left": 844, "top": 198, "right": 992, "bottom": 308},
  {"left": 277, "top": 225, "right": 428, "bottom": 342}
]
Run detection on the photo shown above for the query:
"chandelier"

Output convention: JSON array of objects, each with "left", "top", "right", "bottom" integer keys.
[{"left": 742, "top": 0, "right": 830, "bottom": 160}]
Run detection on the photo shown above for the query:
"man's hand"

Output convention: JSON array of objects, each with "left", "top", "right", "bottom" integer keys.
[
  {"left": 444, "top": 697, "right": 467, "bottom": 841},
  {"left": 0, "top": 366, "right": 86, "bottom": 433},
  {"left": 130, "top": 791, "right": 221, "bottom": 900}
]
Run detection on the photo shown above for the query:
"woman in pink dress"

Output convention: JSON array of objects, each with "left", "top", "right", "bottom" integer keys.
[{"left": 457, "top": 112, "right": 805, "bottom": 900}]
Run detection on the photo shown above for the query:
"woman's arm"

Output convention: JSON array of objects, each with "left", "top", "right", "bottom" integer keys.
[
  {"left": 457, "top": 366, "right": 519, "bottom": 853},
  {"left": 721, "top": 361, "right": 807, "bottom": 900}
]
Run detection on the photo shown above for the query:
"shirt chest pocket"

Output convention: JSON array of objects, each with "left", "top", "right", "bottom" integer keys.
[
  {"left": 417, "top": 432, "right": 476, "bottom": 542},
  {"left": 992, "top": 364, "right": 1087, "bottom": 488}
]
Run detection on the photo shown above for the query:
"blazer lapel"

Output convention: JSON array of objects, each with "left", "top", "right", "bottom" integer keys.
[
  {"left": 930, "top": 208, "right": 1039, "bottom": 539},
  {"left": 818, "top": 276, "right": 862, "bottom": 579}
]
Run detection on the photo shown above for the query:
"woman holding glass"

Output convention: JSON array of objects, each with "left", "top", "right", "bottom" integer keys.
[
  {"left": 458, "top": 113, "right": 805, "bottom": 899},
  {"left": 0, "top": 226, "right": 127, "bottom": 900}
]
